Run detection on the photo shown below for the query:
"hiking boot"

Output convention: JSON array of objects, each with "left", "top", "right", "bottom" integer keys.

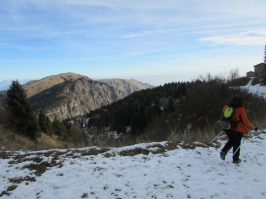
[
  {"left": 233, "top": 159, "right": 241, "bottom": 164},
  {"left": 220, "top": 151, "right": 226, "bottom": 160}
]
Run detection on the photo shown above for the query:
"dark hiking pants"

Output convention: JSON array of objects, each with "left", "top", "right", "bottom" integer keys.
[{"left": 222, "top": 129, "right": 243, "bottom": 160}]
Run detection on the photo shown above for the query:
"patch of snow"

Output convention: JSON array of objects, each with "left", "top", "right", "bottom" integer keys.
[
  {"left": 108, "top": 131, "right": 122, "bottom": 139},
  {"left": 240, "top": 80, "right": 266, "bottom": 99}
]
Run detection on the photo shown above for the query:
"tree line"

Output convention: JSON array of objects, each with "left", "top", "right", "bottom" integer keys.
[
  {"left": 86, "top": 75, "right": 266, "bottom": 137},
  {"left": 86, "top": 81, "right": 187, "bottom": 135}
]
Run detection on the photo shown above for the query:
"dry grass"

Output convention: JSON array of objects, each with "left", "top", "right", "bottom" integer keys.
[
  {"left": 35, "top": 134, "right": 66, "bottom": 150},
  {"left": 9, "top": 176, "right": 36, "bottom": 184},
  {"left": 167, "top": 127, "right": 223, "bottom": 150},
  {"left": 0, "top": 126, "right": 33, "bottom": 151},
  {"left": 87, "top": 133, "right": 137, "bottom": 148},
  {"left": 252, "top": 115, "right": 266, "bottom": 130},
  {"left": 0, "top": 126, "right": 65, "bottom": 151},
  {"left": 166, "top": 115, "right": 266, "bottom": 150},
  {"left": 118, "top": 145, "right": 167, "bottom": 157}
]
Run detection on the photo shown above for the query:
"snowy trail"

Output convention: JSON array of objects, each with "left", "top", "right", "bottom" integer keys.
[{"left": 0, "top": 132, "right": 266, "bottom": 199}]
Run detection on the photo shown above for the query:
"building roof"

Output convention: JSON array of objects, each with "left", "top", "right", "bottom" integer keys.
[{"left": 253, "top": 63, "right": 266, "bottom": 68}]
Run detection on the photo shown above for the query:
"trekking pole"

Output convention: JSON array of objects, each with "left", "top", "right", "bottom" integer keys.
[
  {"left": 209, "top": 131, "right": 224, "bottom": 144},
  {"left": 232, "top": 134, "right": 249, "bottom": 157}
]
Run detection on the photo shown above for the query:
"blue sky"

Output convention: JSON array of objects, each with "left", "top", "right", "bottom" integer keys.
[{"left": 1, "top": 0, "right": 266, "bottom": 86}]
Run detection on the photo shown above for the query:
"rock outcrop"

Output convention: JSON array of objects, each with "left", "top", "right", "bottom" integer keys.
[{"left": 98, "top": 78, "right": 153, "bottom": 95}]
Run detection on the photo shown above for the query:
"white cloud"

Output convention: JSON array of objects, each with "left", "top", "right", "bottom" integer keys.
[
  {"left": 123, "top": 31, "right": 153, "bottom": 39},
  {"left": 199, "top": 30, "right": 266, "bottom": 46}
]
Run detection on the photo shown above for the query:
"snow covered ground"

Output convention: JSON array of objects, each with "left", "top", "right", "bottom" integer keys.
[
  {"left": 0, "top": 130, "right": 265, "bottom": 199},
  {"left": 240, "top": 80, "right": 266, "bottom": 99}
]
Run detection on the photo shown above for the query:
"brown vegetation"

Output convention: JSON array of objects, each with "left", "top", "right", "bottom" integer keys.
[{"left": 0, "top": 127, "right": 66, "bottom": 151}]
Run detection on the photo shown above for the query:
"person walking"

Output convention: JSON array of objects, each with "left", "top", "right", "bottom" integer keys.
[{"left": 220, "top": 96, "right": 258, "bottom": 163}]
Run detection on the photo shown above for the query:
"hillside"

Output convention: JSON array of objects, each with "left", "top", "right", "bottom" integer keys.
[
  {"left": 23, "top": 72, "right": 90, "bottom": 98},
  {"left": 84, "top": 77, "right": 266, "bottom": 140},
  {"left": 28, "top": 78, "right": 126, "bottom": 121},
  {"left": 0, "top": 130, "right": 265, "bottom": 198}
]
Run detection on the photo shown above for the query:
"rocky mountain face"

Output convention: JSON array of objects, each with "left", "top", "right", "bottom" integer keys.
[
  {"left": 29, "top": 78, "right": 122, "bottom": 121},
  {"left": 98, "top": 78, "right": 153, "bottom": 96},
  {"left": 0, "top": 72, "right": 153, "bottom": 121}
]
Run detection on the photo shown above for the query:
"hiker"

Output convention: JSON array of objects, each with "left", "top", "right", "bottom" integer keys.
[{"left": 220, "top": 96, "right": 258, "bottom": 163}]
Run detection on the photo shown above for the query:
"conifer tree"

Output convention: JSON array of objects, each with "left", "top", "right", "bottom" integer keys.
[
  {"left": 5, "top": 80, "right": 41, "bottom": 140},
  {"left": 38, "top": 109, "right": 54, "bottom": 135},
  {"left": 53, "top": 119, "right": 67, "bottom": 140},
  {"left": 167, "top": 96, "right": 175, "bottom": 113},
  {"left": 45, "top": 116, "right": 55, "bottom": 135},
  {"left": 38, "top": 109, "right": 47, "bottom": 132}
]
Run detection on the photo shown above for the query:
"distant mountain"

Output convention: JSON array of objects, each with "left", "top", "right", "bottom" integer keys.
[
  {"left": 0, "top": 72, "right": 153, "bottom": 121},
  {"left": 0, "top": 85, "right": 9, "bottom": 91},
  {"left": 0, "top": 80, "right": 11, "bottom": 91},
  {"left": 0, "top": 79, "right": 32, "bottom": 91}
]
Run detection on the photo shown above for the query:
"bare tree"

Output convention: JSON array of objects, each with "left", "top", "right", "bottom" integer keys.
[{"left": 228, "top": 68, "right": 240, "bottom": 81}]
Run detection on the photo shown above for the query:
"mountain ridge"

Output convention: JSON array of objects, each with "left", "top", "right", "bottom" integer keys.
[
  {"left": 0, "top": 72, "right": 153, "bottom": 121},
  {"left": 23, "top": 72, "right": 90, "bottom": 98}
]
